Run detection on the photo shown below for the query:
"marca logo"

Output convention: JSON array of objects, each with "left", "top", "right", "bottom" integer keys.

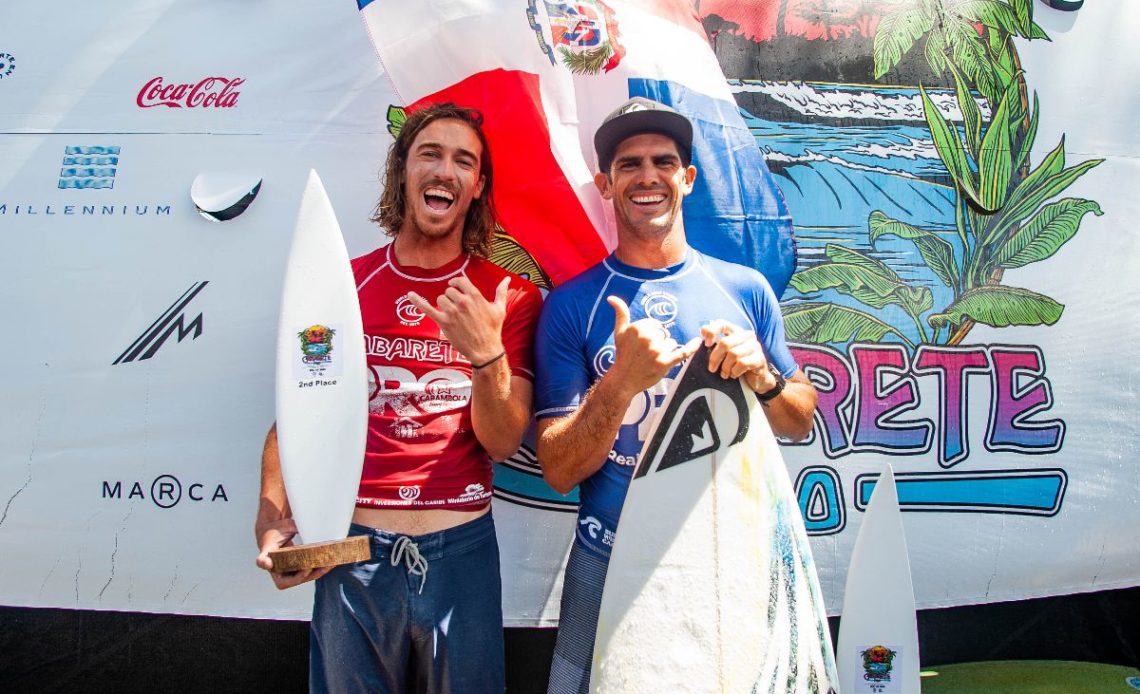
[
  {"left": 113, "top": 282, "right": 208, "bottom": 365},
  {"left": 102, "top": 474, "right": 229, "bottom": 510},
  {"left": 0, "top": 52, "right": 15, "bottom": 80},
  {"left": 136, "top": 76, "right": 244, "bottom": 108},
  {"left": 58, "top": 146, "right": 120, "bottom": 190}
]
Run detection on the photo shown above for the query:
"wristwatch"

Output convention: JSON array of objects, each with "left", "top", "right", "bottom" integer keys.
[{"left": 757, "top": 364, "right": 786, "bottom": 403}]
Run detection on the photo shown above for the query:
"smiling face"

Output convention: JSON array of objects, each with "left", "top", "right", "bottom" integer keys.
[
  {"left": 399, "top": 117, "right": 486, "bottom": 244},
  {"left": 595, "top": 132, "right": 696, "bottom": 244}
]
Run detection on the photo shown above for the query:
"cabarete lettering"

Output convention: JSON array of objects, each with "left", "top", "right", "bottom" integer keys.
[
  {"left": 792, "top": 343, "right": 1063, "bottom": 464},
  {"left": 365, "top": 335, "right": 462, "bottom": 365},
  {"left": 790, "top": 342, "right": 1068, "bottom": 535}
]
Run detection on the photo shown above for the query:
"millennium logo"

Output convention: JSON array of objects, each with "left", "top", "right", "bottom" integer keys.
[
  {"left": 59, "top": 146, "right": 121, "bottom": 190},
  {"left": 113, "top": 282, "right": 208, "bottom": 365}
]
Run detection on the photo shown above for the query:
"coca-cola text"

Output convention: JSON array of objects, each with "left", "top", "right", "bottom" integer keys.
[{"left": 136, "top": 76, "right": 244, "bottom": 108}]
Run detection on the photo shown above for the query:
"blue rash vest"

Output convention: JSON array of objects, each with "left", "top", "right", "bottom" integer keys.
[{"left": 535, "top": 248, "right": 797, "bottom": 557}]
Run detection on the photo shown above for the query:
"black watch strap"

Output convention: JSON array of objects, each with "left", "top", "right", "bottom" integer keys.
[{"left": 758, "top": 364, "right": 786, "bottom": 403}]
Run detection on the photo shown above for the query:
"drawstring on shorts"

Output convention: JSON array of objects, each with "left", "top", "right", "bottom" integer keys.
[{"left": 391, "top": 535, "right": 429, "bottom": 594}]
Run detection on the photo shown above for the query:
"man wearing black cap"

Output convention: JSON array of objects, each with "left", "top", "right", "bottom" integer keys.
[{"left": 533, "top": 96, "right": 818, "bottom": 693}]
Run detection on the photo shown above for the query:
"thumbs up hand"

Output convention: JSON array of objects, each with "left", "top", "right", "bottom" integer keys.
[{"left": 605, "top": 296, "right": 698, "bottom": 396}]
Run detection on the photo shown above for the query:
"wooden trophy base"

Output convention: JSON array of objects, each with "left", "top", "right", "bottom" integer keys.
[{"left": 269, "top": 535, "right": 371, "bottom": 573}]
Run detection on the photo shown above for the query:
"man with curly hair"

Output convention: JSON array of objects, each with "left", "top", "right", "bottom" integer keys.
[{"left": 256, "top": 103, "right": 542, "bottom": 693}]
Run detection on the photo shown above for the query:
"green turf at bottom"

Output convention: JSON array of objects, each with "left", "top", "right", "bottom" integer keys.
[{"left": 920, "top": 660, "right": 1140, "bottom": 693}]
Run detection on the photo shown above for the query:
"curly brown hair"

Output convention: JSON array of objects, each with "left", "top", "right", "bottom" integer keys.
[{"left": 370, "top": 103, "right": 497, "bottom": 257}]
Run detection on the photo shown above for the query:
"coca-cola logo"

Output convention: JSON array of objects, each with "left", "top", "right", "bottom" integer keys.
[{"left": 136, "top": 76, "right": 244, "bottom": 109}]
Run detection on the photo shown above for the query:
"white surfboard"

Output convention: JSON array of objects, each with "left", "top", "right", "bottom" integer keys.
[
  {"left": 274, "top": 170, "right": 368, "bottom": 545},
  {"left": 591, "top": 345, "right": 837, "bottom": 694},
  {"left": 837, "top": 465, "right": 920, "bottom": 694}
]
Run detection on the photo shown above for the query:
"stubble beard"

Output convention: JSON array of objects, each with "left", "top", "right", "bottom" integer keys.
[
  {"left": 616, "top": 199, "right": 680, "bottom": 242},
  {"left": 405, "top": 200, "right": 468, "bottom": 245}
]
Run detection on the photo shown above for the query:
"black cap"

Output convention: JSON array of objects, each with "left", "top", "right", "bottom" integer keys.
[{"left": 594, "top": 97, "right": 693, "bottom": 173}]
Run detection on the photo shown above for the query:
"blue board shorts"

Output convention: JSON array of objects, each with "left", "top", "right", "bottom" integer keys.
[{"left": 310, "top": 512, "right": 505, "bottom": 693}]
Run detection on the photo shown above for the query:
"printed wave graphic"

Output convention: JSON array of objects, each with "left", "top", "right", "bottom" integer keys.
[
  {"left": 731, "top": 80, "right": 990, "bottom": 123},
  {"left": 762, "top": 149, "right": 929, "bottom": 179}
]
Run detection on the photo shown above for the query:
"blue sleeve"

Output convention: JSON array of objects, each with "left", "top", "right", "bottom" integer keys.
[
  {"left": 534, "top": 288, "right": 591, "bottom": 419},
  {"left": 751, "top": 278, "right": 798, "bottom": 378}
]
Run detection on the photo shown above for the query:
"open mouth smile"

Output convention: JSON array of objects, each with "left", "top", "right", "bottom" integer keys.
[{"left": 424, "top": 186, "right": 456, "bottom": 212}]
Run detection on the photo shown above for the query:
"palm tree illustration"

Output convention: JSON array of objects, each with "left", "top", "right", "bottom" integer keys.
[{"left": 784, "top": 0, "right": 1103, "bottom": 346}]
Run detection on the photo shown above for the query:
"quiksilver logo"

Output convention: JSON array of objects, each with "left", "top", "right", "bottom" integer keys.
[{"left": 113, "top": 282, "right": 207, "bottom": 364}]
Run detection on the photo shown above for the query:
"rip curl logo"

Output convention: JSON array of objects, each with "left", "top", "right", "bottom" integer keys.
[
  {"left": 578, "top": 515, "right": 615, "bottom": 546},
  {"left": 578, "top": 516, "right": 602, "bottom": 539},
  {"left": 0, "top": 53, "right": 15, "bottom": 80},
  {"left": 526, "top": 0, "right": 626, "bottom": 74},
  {"left": 398, "top": 485, "right": 421, "bottom": 501},
  {"left": 641, "top": 291, "right": 678, "bottom": 326},
  {"left": 395, "top": 294, "right": 426, "bottom": 326}
]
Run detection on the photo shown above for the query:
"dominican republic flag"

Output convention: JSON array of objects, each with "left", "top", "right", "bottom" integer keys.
[{"left": 357, "top": 0, "right": 795, "bottom": 294}]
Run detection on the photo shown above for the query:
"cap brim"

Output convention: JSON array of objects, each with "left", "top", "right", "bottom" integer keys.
[{"left": 595, "top": 109, "right": 693, "bottom": 171}]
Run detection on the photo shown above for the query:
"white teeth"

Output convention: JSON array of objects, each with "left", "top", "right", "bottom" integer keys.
[
  {"left": 425, "top": 187, "right": 454, "bottom": 201},
  {"left": 631, "top": 194, "right": 666, "bottom": 204}
]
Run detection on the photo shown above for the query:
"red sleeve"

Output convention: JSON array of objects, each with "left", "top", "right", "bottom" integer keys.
[
  {"left": 502, "top": 278, "right": 542, "bottom": 381},
  {"left": 351, "top": 246, "right": 386, "bottom": 286}
]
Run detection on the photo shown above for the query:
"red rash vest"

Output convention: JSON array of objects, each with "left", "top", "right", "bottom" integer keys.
[{"left": 351, "top": 244, "right": 541, "bottom": 510}]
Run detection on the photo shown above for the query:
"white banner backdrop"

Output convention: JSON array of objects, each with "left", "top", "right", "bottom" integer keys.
[{"left": 1, "top": 1, "right": 1138, "bottom": 625}]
